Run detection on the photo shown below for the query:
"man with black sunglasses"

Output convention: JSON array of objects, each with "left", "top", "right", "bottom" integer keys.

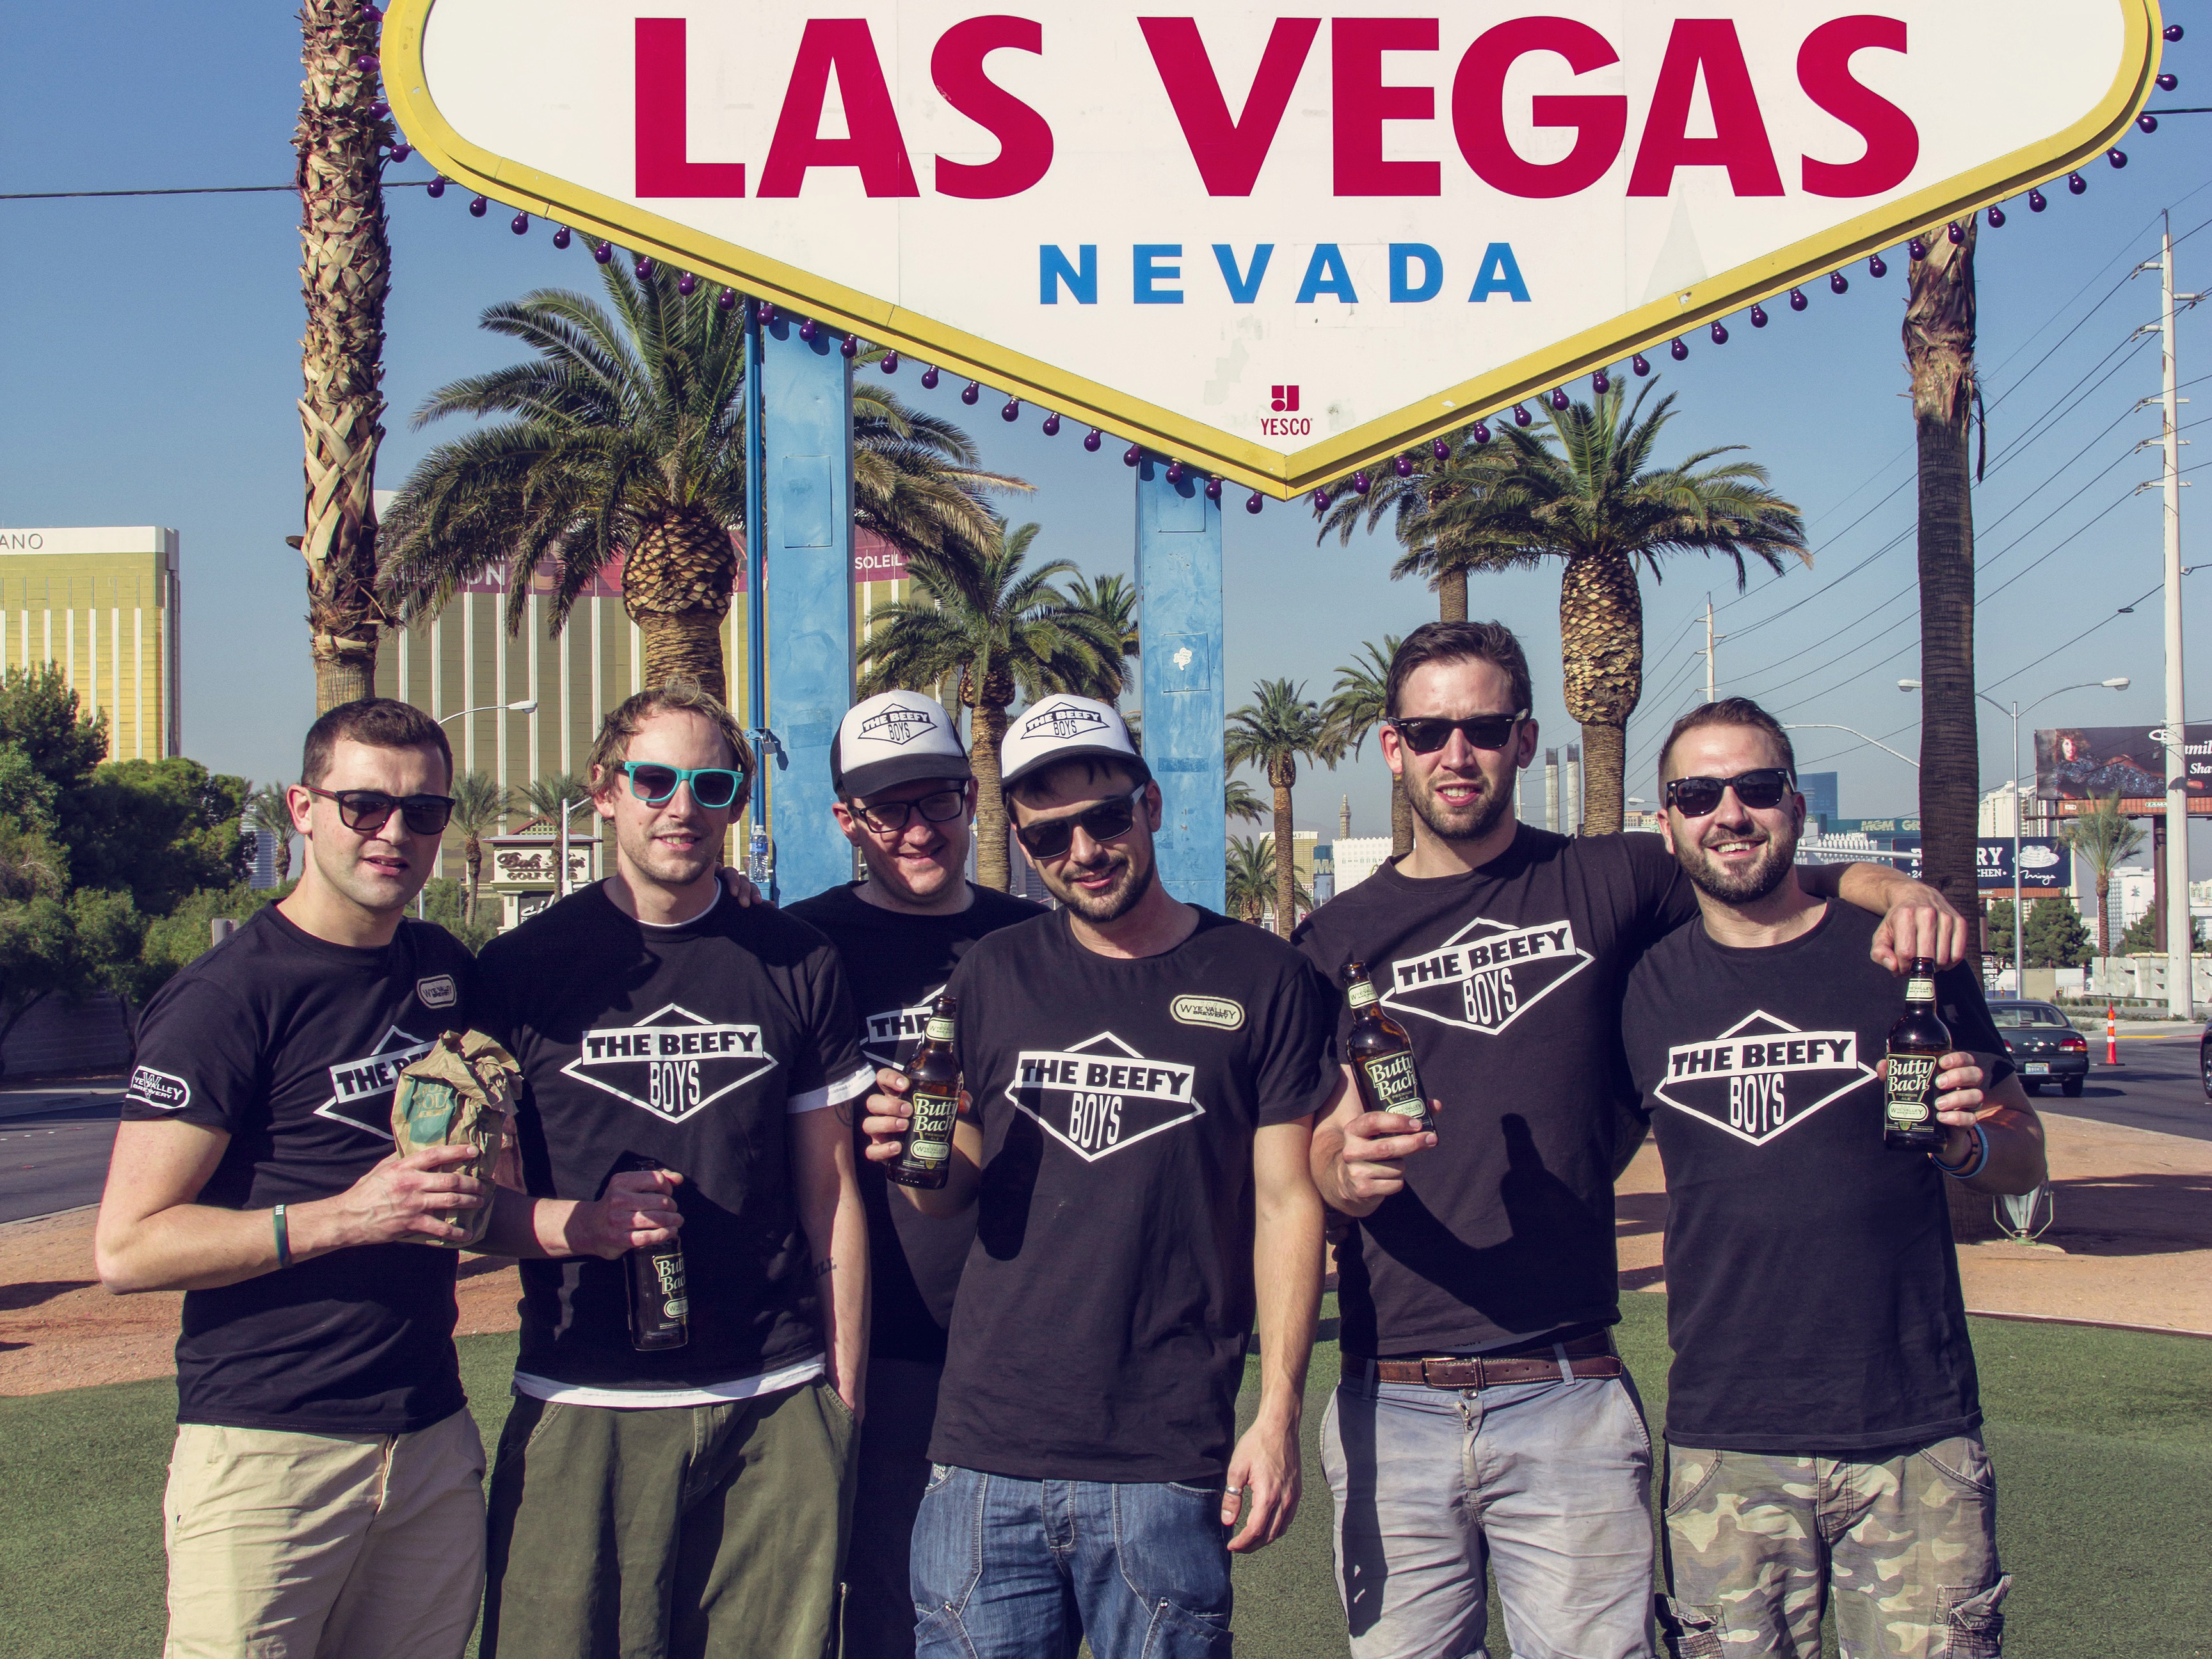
[
  {"left": 862, "top": 693, "right": 1336, "bottom": 1657},
  {"left": 1624, "top": 698, "right": 2039, "bottom": 1659},
  {"left": 1293, "top": 622, "right": 1970, "bottom": 1659},
  {"left": 474, "top": 679, "right": 875, "bottom": 1659},
  {"left": 785, "top": 689, "right": 1044, "bottom": 1659}
]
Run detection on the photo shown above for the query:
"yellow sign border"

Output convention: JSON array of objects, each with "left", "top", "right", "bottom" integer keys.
[{"left": 385, "top": 0, "right": 2162, "bottom": 498}]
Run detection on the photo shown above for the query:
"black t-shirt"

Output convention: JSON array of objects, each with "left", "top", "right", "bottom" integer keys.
[
  {"left": 476, "top": 885, "right": 872, "bottom": 1391},
  {"left": 931, "top": 908, "right": 1338, "bottom": 1483},
  {"left": 1621, "top": 902, "right": 2010, "bottom": 1453},
  {"left": 119, "top": 904, "right": 476, "bottom": 1434},
  {"left": 1294, "top": 827, "right": 1697, "bottom": 1357},
  {"left": 783, "top": 881, "right": 1047, "bottom": 1366}
]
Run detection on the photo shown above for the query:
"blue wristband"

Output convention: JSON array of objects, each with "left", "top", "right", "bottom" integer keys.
[
  {"left": 1934, "top": 1122, "right": 1989, "bottom": 1182},
  {"left": 273, "top": 1203, "right": 293, "bottom": 1269}
]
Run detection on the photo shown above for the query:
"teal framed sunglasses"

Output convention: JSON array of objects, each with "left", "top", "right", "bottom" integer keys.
[{"left": 617, "top": 762, "right": 747, "bottom": 810}]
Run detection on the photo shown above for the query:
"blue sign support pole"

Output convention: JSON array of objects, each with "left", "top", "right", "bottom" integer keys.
[
  {"left": 1135, "top": 456, "right": 1226, "bottom": 914},
  {"left": 742, "top": 304, "right": 769, "bottom": 885},
  {"left": 759, "top": 316, "right": 854, "bottom": 902}
]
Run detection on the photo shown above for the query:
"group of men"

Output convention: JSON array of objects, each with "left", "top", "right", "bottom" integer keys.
[{"left": 99, "top": 617, "right": 2040, "bottom": 1659}]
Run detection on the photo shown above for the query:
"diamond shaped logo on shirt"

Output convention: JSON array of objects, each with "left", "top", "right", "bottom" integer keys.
[
  {"left": 862, "top": 984, "right": 945, "bottom": 1070},
  {"left": 316, "top": 1024, "right": 437, "bottom": 1139},
  {"left": 1652, "top": 1011, "right": 1875, "bottom": 1148},
  {"left": 1381, "top": 917, "right": 1594, "bottom": 1038},
  {"left": 1006, "top": 1030, "right": 1204, "bottom": 1163},
  {"left": 561, "top": 1003, "right": 779, "bottom": 1123}
]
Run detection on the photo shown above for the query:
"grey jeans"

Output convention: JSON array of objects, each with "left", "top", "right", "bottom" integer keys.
[{"left": 1322, "top": 1361, "right": 1656, "bottom": 1659}]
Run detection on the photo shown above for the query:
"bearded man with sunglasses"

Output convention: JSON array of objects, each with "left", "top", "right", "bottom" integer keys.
[
  {"left": 1294, "top": 623, "right": 1970, "bottom": 1659},
  {"left": 862, "top": 693, "right": 1335, "bottom": 1658},
  {"left": 472, "top": 680, "right": 876, "bottom": 1659},
  {"left": 97, "top": 698, "right": 502, "bottom": 1658},
  {"left": 785, "top": 689, "right": 1044, "bottom": 1659},
  {"left": 1624, "top": 699, "right": 2039, "bottom": 1659}
]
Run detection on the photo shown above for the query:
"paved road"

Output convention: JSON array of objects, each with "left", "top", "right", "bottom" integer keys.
[
  {"left": 2040, "top": 1033, "right": 2211, "bottom": 1142},
  {"left": 0, "top": 1092, "right": 124, "bottom": 1226}
]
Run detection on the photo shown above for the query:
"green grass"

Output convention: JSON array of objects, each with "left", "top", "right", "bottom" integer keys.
[{"left": 1, "top": 1302, "right": 2203, "bottom": 1658}]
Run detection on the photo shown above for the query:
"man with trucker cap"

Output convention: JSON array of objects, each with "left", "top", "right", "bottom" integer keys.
[
  {"left": 862, "top": 693, "right": 1336, "bottom": 1658},
  {"left": 787, "top": 688, "right": 1044, "bottom": 1658}
]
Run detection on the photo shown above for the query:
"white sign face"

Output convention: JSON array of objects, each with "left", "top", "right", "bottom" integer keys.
[{"left": 387, "top": 1, "right": 2161, "bottom": 493}]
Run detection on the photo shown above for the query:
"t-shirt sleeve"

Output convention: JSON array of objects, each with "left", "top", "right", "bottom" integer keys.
[
  {"left": 1624, "top": 832, "right": 1699, "bottom": 943},
  {"left": 1292, "top": 911, "right": 1359, "bottom": 1052},
  {"left": 1934, "top": 963, "right": 2017, "bottom": 1087},
  {"left": 1253, "top": 958, "right": 1343, "bottom": 1128},
  {"left": 120, "top": 973, "right": 264, "bottom": 1134},
  {"left": 787, "top": 936, "right": 873, "bottom": 1116}
]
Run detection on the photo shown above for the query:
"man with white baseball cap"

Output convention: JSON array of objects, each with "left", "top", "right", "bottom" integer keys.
[
  {"left": 861, "top": 693, "right": 1336, "bottom": 1656},
  {"left": 788, "top": 688, "right": 1045, "bottom": 1655}
]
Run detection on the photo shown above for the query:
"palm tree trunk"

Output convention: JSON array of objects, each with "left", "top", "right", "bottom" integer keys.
[
  {"left": 638, "top": 611, "right": 729, "bottom": 689},
  {"left": 625, "top": 505, "right": 736, "bottom": 689},
  {"left": 296, "top": 0, "right": 392, "bottom": 712},
  {"left": 1558, "top": 547, "right": 1644, "bottom": 835},
  {"left": 273, "top": 838, "right": 291, "bottom": 885},
  {"left": 2096, "top": 874, "right": 2111, "bottom": 958},
  {"left": 1390, "top": 772, "right": 1414, "bottom": 861},
  {"left": 464, "top": 834, "right": 481, "bottom": 924},
  {"left": 1438, "top": 568, "right": 1469, "bottom": 623},
  {"left": 972, "top": 701, "right": 1011, "bottom": 891},
  {"left": 1271, "top": 777, "right": 1297, "bottom": 937}
]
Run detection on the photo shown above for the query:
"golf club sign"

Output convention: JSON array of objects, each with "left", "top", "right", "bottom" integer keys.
[{"left": 385, "top": 1, "right": 2163, "bottom": 495}]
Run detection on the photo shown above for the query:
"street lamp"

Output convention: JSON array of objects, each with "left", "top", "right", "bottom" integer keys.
[
  {"left": 1899, "top": 677, "right": 2129, "bottom": 995},
  {"left": 437, "top": 697, "right": 538, "bottom": 725},
  {"left": 1782, "top": 723, "right": 1920, "bottom": 769}
]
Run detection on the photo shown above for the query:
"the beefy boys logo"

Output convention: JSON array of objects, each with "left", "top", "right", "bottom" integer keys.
[
  {"left": 1382, "top": 917, "right": 1592, "bottom": 1038},
  {"left": 862, "top": 985, "right": 945, "bottom": 1069},
  {"left": 316, "top": 1025, "right": 437, "bottom": 1137},
  {"left": 1007, "top": 1031, "right": 1201, "bottom": 1162},
  {"left": 1023, "top": 704, "right": 1106, "bottom": 742},
  {"left": 1653, "top": 1012, "right": 1876, "bottom": 1148},
  {"left": 562, "top": 1003, "right": 778, "bottom": 1123},
  {"left": 858, "top": 705, "right": 938, "bottom": 746}
]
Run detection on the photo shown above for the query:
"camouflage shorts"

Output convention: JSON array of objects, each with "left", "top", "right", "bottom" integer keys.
[{"left": 1655, "top": 1435, "right": 2009, "bottom": 1659}]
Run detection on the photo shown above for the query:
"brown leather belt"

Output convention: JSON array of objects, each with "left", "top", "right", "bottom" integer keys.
[{"left": 1370, "top": 1331, "right": 1622, "bottom": 1390}]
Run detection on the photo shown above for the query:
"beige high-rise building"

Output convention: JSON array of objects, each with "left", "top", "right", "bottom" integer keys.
[{"left": 0, "top": 525, "right": 182, "bottom": 760}]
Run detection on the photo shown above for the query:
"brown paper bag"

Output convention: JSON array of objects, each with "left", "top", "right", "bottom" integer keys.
[{"left": 390, "top": 1030, "right": 522, "bottom": 1248}]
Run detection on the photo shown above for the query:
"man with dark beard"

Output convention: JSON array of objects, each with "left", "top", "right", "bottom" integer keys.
[
  {"left": 1294, "top": 624, "right": 1972, "bottom": 1659},
  {"left": 1623, "top": 698, "right": 2039, "bottom": 1658},
  {"left": 861, "top": 694, "right": 1335, "bottom": 1658}
]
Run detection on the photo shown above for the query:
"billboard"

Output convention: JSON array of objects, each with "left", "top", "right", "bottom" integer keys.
[
  {"left": 1893, "top": 837, "right": 2074, "bottom": 892},
  {"left": 383, "top": 1, "right": 2165, "bottom": 495},
  {"left": 2033, "top": 725, "right": 2212, "bottom": 817}
]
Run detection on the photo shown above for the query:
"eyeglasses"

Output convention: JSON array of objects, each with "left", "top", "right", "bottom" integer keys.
[
  {"left": 1388, "top": 712, "right": 1529, "bottom": 755},
  {"left": 1013, "top": 785, "right": 1148, "bottom": 860},
  {"left": 618, "top": 762, "right": 747, "bottom": 810},
  {"left": 851, "top": 787, "right": 968, "bottom": 835},
  {"left": 306, "top": 787, "right": 455, "bottom": 836},
  {"left": 1664, "top": 769, "right": 1796, "bottom": 817}
]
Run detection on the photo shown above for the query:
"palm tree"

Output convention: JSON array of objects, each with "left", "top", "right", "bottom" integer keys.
[
  {"left": 380, "top": 267, "right": 1025, "bottom": 690},
  {"left": 517, "top": 771, "right": 591, "bottom": 825},
  {"left": 248, "top": 783, "right": 294, "bottom": 884},
  {"left": 1063, "top": 573, "right": 1141, "bottom": 704},
  {"left": 1408, "top": 382, "right": 1807, "bottom": 834},
  {"left": 1324, "top": 636, "right": 1412, "bottom": 860},
  {"left": 858, "top": 523, "right": 1121, "bottom": 890},
  {"left": 295, "top": 0, "right": 392, "bottom": 710},
  {"left": 1315, "top": 439, "right": 1515, "bottom": 621},
  {"left": 1225, "top": 837, "right": 1275, "bottom": 924},
  {"left": 1906, "top": 223, "right": 1983, "bottom": 918},
  {"left": 1226, "top": 680, "right": 1340, "bottom": 938},
  {"left": 447, "top": 771, "right": 513, "bottom": 923},
  {"left": 1225, "top": 775, "right": 1267, "bottom": 826},
  {"left": 2060, "top": 792, "right": 2143, "bottom": 959}
]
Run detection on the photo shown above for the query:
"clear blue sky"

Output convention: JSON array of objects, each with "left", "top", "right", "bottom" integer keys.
[{"left": 5, "top": 4, "right": 2210, "bottom": 856}]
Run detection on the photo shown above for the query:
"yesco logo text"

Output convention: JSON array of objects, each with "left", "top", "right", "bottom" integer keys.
[
  {"left": 1009, "top": 1032, "right": 1203, "bottom": 1162},
  {"left": 1385, "top": 917, "right": 1591, "bottom": 1037}
]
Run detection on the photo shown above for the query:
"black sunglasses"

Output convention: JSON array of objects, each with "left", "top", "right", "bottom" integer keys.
[
  {"left": 306, "top": 787, "right": 455, "bottom": 836},
  {"left": 851, "top": 787, "right": 968, "bottom": 835},
  {"left": 1665, "top": 769, "right": 1796, "bottom": 817},
  {"left": 1014, "top": 785, "right": 1147, "bottom": 860},
  {"left": 1388, "top": 712, "right": 1529, "bottom": 755},
  {"left": 618, "top": 762, "right": 746, "bottom": 810}
]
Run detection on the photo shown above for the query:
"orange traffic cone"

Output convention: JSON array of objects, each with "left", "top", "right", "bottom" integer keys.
[{"left": 2106, "top": 1004, "right": 2119, "bottom": 1066}]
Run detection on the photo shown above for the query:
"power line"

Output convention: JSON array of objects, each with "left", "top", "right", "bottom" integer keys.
[{"left": 1, "top": 179, "right": 443, "bottom": 200}]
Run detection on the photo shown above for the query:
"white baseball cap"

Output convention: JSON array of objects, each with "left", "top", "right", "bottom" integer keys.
[
  {"left": 999, "top": 694, "right": 1150, "bottom": 791},
  {"left": 831, "top": 690, "right": 972, "bottom": 800}
]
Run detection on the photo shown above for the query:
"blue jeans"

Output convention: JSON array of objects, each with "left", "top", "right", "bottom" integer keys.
[
  {"left": 1322, "top": 1363, "right": 1656, "bottom": 1659},
  {"left": 910, "top": 1464, "right": 1233, "bottom": 1658}
]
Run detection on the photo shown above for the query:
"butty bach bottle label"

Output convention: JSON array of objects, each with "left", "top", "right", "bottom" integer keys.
[{"left": 908, "top": 1016, "right": 959, "bottom": 1161}]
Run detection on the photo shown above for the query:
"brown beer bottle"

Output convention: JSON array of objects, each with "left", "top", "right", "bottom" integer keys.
[
  {"left": 888, "top": 995, "right": 960, "bottom": 1190},
  {"left": 1884, "top": 958, "right": 1951, "bottom": 1151},
  {"left": 614, "top": 1152, "right": 688, "bottom": 1350},
  {"left": 1343, "top": 961, "right": 1437, "bottom": 1137}
]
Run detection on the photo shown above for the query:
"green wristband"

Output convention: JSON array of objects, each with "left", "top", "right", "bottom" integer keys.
[{"left": 273, "top": 1203, "right": 293, "bottom": 1269}]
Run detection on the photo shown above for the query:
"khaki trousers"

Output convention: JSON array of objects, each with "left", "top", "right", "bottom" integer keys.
[{"left": 162, "top": 1407, "right": 487, "bottom": 1659}]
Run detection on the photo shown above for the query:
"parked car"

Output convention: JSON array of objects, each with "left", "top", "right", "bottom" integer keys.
[
  {"left": 1987, "top": 1000, "right": 2088, "bottom": 1096},
  {"left": 2200, "top": 1020, "right": 2212, "bottom": 1102}
]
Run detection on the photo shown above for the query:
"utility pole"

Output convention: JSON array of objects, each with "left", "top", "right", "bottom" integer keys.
[
  {"left": 2152, "top": 216, "right": 2200, "bottom": 1015},
  {"left": 1695, "top": 595, "right": 1724, "bottom": 703}
]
